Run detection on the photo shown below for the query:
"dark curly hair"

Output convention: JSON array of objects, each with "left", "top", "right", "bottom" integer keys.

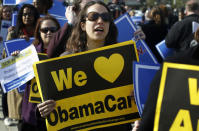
[
  {"left": 66, "top": 1, "right": 118, "bottom": 52},
  {"left": 16, "top": 4, "right": 40, "bottom": 35}
]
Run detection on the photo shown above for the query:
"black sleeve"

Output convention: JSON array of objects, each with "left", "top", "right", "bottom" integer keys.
[
  {"left": 165, "top": 22, "right": 180, "bottom": 49},
  {"left": 138, "top": 69, "right": 162, "bottom": 131},
  {"left": 47, "top": 23, "right": 72, "bottom": 58}
]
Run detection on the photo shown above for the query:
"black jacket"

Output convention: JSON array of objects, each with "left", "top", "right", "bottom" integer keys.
[
  {"left": 138, "top": 45, "right": 199, "bottom": 131},
  {"left": 141, "top": 20, "right": 168, "bottom": 63},
  {"left": 165, "top": 14, "right": 199, "bottom": 52}
]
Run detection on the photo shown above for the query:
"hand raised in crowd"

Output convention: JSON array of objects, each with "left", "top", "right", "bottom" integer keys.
[
  {"left": 132, "top": 120, "right": 141, "bottom": 131},
  {"left": 65, "top": 6, "right": 77, "bottom": 24},
  {"left": 7, "top": 26, "right": 15, "bottom": 33},
  {"left": 19, "top": 35, "right": 30, "bottom": 41},
  {"left": 11, "top": 50, "right": 20, "bottom": 56},
  {"left": 134, "top": 28, "right": 146, "bottom": 41},
  {"left": 37, "top": 100, "right": 56, "bottom": 118}
]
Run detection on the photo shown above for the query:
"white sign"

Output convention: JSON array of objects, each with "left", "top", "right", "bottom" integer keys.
[
  {"left": 192, "top": 21, "right": 199, "bottom": 33},
  {"left": 0, "top": 45, "right": 39, "bottom": 93}
]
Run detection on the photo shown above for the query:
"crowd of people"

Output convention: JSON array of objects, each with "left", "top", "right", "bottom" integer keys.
[{"left": 0, "top": 0, "right": 198, "bottom": 131}]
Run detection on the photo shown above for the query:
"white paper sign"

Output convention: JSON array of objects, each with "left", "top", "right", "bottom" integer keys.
[
  {"left": 0, "top": 45, "right": 39, "bottom": 93},
  {"left": 192, "top": 21, "right": 199, "bottom": 33}
]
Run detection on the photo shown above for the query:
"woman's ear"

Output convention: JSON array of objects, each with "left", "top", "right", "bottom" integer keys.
[{"left": 81, "top": 22, "right": 86, "bottom": 31}]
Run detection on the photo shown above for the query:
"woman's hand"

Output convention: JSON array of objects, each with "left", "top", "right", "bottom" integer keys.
[
  {"left": 134, "top": 28, "right": 146, "bottom": 41},
  {"left": 8, "top": 26, "right": 15, "bottom": 33},
  {"left": 65, "top": 6, "right": 77, "bottom": 24},
  {"left": 11, "top": 50, "right": 20, "bottom": 56},
  {"left": 132, "top": 120, "right": 141, "bottom": 131},
  {"left": 37, "top": 100, "right": 56, "bottom": 118},
  {"left": 19, "top": 35, "right": 30, "bottom": 41}
]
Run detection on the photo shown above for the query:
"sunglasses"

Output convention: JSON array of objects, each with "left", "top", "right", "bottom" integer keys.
[
  {"left": 86, "top": 12, "right": 112, "bottom": 22},
  {"left": 22, "top": 13, "right": 34, "bottom": 17},
  {"left": 40, "top": 27, "right": 58, "bottom": 34}
]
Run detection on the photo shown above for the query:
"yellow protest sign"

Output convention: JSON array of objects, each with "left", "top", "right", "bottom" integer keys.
[
  {"left": 154, "top": 62, "right": 199, "bottom": 131},
  {"left": 29, "top": 53, "right": 48, "bottom": 103},
  {"left": 33, "top": 40, "right": 140, "bottom": 130}
]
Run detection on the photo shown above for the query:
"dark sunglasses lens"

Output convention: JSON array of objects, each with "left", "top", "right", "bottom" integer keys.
[
  {"left": 87, "top": 12, "right": 99, "bottom": 21},
  {"left": 87, "top": 12, "right": 111, "bottom": 22},
  {"left": 49, "top": 27, "right": 57, "bottom": 33},
  {"left": 101, "top": 13, "right": 111, "bottom": 22},
  {"left": 40, "top": 27, "right": 57, "bottom": 33},
  {"left": 23, "top": 13, "right": 33, "bottom": 16}
]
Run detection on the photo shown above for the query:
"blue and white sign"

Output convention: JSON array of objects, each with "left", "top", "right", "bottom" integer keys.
[
  {"left": 49, "top": 0, "right": 66, "bottom": 18},
  {"left": 0, "top": 45, "right": 39, "bottom": 93},
  {"left": 133, "top": 62, "right": 160, "bottom": 115},
  {"left": 4, "top": 38, "right": 34, "bottom": 93},
  {"left": 156, "top": 40, "right": 173, "bottom": 60},
  {"left": 11, "top": 13, "right": 17, "bottom": 26},
  {"left": 17, "top": 84, "right": 26, "bottom": 93},
  {"left": 131, "top": 16, "right": 142, "bottom": 25},
  {"left": 4, "top": 37, "right": 34, "bottom": 56},
  {"left": 51, "top": 16, "right": 67, "bottom": 27},
  {"left": 3, "top": 0, "right": 32, "bottom": 5},
  {"left": 115, "top": 13, "right": 158, "bottom": 64}
]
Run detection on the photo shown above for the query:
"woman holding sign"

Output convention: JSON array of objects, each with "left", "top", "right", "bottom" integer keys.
[
  {"left": 38, "top": 1, "right": 133, "bottom": 130},
  {"left": 5, "top": 4, "right": 40, "bottom": 126},
  {"left": 19, "top": 15, "right": 60, "bottom": 131}
]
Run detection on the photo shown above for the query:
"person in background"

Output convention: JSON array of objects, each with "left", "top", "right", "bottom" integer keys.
[
  {"left": 6, "top": 4, "right": 40, "bottom": 40},
  {"left": 0, "top": 5, "right": 13, "bottom": 126},
  {"left": 33, "top": 0, "right": 53, "bottom": 15},
  {"left": 47, "top": 0, "right": 145, "bottom": 58},
  {"left": 18, "top": 15, "right": 60, "bottom": 131},
  {"left": 4, "top": 4, "right": 39, "bottom": 126},
  {"left": 107, "top": 0, "right": 126, "bottom": 20},
  {"left": 38, "top": 1, "right": 133, "bottom": 130},
  {"left": 0, "top": 5, "right": 12, "bottom": 55},
  {"left": 140, "top": 6, "right": 168, "bottom": 63},
  {"left": 131, "top": 26, "right": 199, "bottom": 131},
  {"left": 166, "top": 0, "right": 199, "bottom": 53},
  {"left": 0, "top": 5, "right": 12, "bottom": 23}
]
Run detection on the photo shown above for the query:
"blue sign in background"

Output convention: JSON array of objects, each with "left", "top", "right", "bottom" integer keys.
[
  {"left": 3, "top": 0, "right": 32, "bottom": 5},
  {"left": 49, "top": 0, "right": 66, "bottom": 18},
  {"left": 3, "top": 0, "right": 17, "bottom": 5},
  {"left": 156, "top": 40, "right": 174, "bottom": 60},
  {"left": 131, "top": 16, "right": 142, "bottom": 25},
  {"left": 114, "top": 13, "right": 158, "bottom": 64},
  {"left": 133, "top": 62, "right": 160, "bottom": 115},
  {"left": 5, "top": 0, "right": 66, "bottom": 19},
  {"left": 4, "top": 38, "right": 34, "bottom": 56}
]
